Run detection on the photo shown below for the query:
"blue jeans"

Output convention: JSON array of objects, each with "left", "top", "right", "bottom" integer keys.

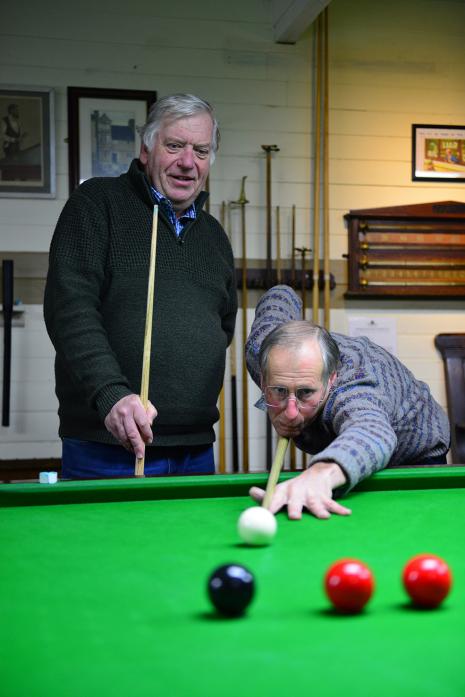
[{"left": 62, "top": 438, "right": 215, "bottom": 479}]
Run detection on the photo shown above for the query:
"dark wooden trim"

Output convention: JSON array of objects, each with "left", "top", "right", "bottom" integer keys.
[
  {"left": 0, "top": 459, "right": 61, "bottom": 483},
  {"left": 345, "top": 200, "right": 465, "bottom": 219}
]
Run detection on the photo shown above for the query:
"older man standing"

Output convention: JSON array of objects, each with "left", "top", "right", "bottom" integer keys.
[
  {"left": 45, "top": 94, "right": 237, "bottom": 479},
  {"left": 246, "top": 285, "right": 450, "bottom": 519}
]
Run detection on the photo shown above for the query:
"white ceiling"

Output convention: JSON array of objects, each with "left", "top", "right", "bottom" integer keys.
[{"left": 272, "top": 0, "right": 331, "bottom": 43}]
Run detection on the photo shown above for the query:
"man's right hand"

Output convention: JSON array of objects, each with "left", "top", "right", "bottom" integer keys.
[{"left": 104, "top": 395, "right": 157, "bottom": 458}]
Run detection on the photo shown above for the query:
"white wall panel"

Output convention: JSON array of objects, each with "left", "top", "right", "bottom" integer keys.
[{"left": 1, "top": 0, "right": 464, "bottom": 468}]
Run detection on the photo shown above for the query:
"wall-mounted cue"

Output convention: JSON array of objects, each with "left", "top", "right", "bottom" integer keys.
[
  {"left": 322, "top": 8, "right": 331, "bottom": 329},
  {"left": 295, "top": 246, "right": 310, "bottom": 317},
  {"left": 312, "top": 12, "right": 323, "bottom": 324},
  {"left": 262, "top": 145, "right": 279, "bottom": 470},
  {"left": 289, "top": 205, "right": 297, "bottom": 469},
  {"left": 229, "top": 324, "right": 240, "bottom": 473},
  {"left": 217, "top": 202, "right": 227, "bottom": 473},
  {"left": 288, "top": 217, "right": 297, "bottom": 463},
  {"left": 135, "top": 205, "right": 158, "bottom": 478},
  {"left": 289, "top": 436, "right": 296, "bottom": 470},
  {"left": 231, "top": 177, "right": 249, "bottom": 473},
  {"left": 226, "top": 202, "right": 239, "bottom": 473},
  {"left": 263, "top": 437, "right": 289, "bottom": 510},
  {"left": 290, "top": 205, "right": 296, "bottom": 290},
  {"left": 295, "top": 246, "right": 309, "bottom": 471},
  {"left": 261, "top": 145, "right": 280, "bottom": 290},
  {"left": 2, "top": 260, "right": 13, "bottom": 427},
  {"left": 275, "top": 206, "right": 282, "bottom": 284}
]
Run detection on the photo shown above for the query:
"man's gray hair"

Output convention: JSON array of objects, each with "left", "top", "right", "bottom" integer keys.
[
  {"left": 139, "top": 93, "right": 220, "bottom": 164},
  {"left": 259, "top": 320, "right": 340, "bottom": 386}
]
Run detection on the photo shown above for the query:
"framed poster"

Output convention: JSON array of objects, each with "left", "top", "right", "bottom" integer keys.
[
  {"left": 412, "top": 124, "right": 465, "bottom": 182},
  {"left": 0, "top": 85, "right": 55, "bottom": 198},
  {"left": 67, "top": 86, "right": 157, "bottom": 193}
]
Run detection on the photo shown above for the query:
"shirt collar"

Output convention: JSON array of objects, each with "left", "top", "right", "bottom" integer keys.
[{"left": 150, "top": 187, "right": 197, "bottom": 222}]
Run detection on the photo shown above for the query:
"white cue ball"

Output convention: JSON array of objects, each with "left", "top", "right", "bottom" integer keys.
[{"left": 237, "top": 506, "right": 277, "bottom": 546}]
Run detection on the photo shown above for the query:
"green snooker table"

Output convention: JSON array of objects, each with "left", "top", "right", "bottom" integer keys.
[{"left": 1, "top": 466, "right": 464, "bottom": 697}]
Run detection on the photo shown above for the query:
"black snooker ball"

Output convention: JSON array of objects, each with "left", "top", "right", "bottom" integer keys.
[{"left": 207, "top": 563, "right": 255, "bottom": 617}]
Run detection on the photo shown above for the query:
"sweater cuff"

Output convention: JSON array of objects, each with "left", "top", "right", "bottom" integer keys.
[
  {"left": 308, "top": 449, "right": 361, "bottom": 497},
  {"left": 94, "top": 384, "right": 133, "bottom": 421}
]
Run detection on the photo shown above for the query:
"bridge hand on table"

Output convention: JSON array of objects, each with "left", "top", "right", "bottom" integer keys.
[{"left": 249, "top": 461, "right": 352, "bottom": 520}]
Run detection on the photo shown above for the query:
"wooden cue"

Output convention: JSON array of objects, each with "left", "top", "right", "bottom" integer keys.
[
  {"left": 261, "top": 145, "right": 279, "bottom": 471},
  {"left": 229, "top": 328, "right": 240, "bottom": 473},
  {"left": 239, "top": 177, "right": 249, "bottom": 473},
  {"left": 135, "top": 205, "right": 158, "bottom": 478},
  {"left": 300, "top": 246, "right": 309, "bottom": 470},
  {"left": 264, "top": 147, "right": 272, "bottom": 289},
  {"left": 274, "top": 205, "right": 287, "bottom": 471},
  {"left": 262, "top": 437, "right": 289, "bottom": 510},
  {"left": 276, "top": 205, "right": 281, "bottom": 284},
  {"left": 231, "top": 177, "right": 250, "bottom": 473},
  {"left": 289, "top": 439, "right": 296, "bottom": 470},
  {"left": 261, "top": 145, "right": 280, "bottom": 290},
  {"left": 289, "top": 205, "right": 297, "bottom": 470},
  {"left": 290, "top": 204, "right": 296, "bottom": 289},
  {"left": 296, "top": 246, "right": 309, "bottom": 317},
  {"left": 217, "top": 201, "right": 227, "bottom": 473},
  {"left": 323, "top": 8, "right": 331, "bottom": 329},
  {"left": 227, "top": 202, "right": 240, "bottom": 473},
  {"left": 312, "top": 14, "right": 322, "bottom": 323}
]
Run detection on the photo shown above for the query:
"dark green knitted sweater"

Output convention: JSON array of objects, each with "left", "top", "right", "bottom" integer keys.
[{"left": 44, "top": 159, "right": 237, "bottom": 447}]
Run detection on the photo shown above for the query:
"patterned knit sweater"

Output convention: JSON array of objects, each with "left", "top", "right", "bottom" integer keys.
[
  {"left": 245, "top": 286, "right": 450, "bottom": 493},
  {"left": 44, "top": 159, "right": 237, "bottom": 447}
]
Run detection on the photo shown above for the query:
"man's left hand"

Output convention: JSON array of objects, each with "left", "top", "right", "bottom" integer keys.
[{"left": 249, "top": 461, "right": 352, "bottom": 520}]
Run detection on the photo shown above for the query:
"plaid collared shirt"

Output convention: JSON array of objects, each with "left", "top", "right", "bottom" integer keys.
[{"left": 151, "top": 187, "right": 197, "bottom": 237}]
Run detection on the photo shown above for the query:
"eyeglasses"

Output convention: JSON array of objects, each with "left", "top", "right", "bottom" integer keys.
[{"left": 263, "top": 385, "right": 326, "bottom": 412}]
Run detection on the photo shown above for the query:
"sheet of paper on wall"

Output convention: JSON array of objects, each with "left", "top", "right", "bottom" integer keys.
[{"left": 348, "top": 317, "right": 398, "bottom": 356}]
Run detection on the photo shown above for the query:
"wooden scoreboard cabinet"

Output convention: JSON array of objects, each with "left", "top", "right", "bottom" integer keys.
[{"left": 344, "top": 201, "right": 465, "bottom": 298}]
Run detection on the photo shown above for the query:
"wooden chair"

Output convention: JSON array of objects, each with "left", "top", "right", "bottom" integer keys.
[{"left": 434, "top": 334, "right": 465, "bottom": 464}]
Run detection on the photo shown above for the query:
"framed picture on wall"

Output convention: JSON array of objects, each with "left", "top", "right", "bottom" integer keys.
[
  {"left": 412, "top": 124, "right": 465, "bottom": 182},
  {"left": 0, "top": 85, "right": 56, "bottom": 198},
  {"left": 67, "top": 86, "right": 157, "bottom": 193}
]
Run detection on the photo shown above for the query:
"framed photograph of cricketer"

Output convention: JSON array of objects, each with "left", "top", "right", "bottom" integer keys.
[
  {"left": 0, "top": 85, "right": 56, "bottom": 198},
  {"left": 67, "top": 86, "right": 157, "bottom": 193},
  {"left": 412, "top": 124, "right": 465, "bottom": 182}
]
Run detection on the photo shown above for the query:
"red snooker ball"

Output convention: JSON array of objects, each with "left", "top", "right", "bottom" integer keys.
[
  {"left": 402, "top": 554, "right": 452, "bottom": 608},
  {"left": 324, "top": 559, "right": 374, "bottom": 613}
]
